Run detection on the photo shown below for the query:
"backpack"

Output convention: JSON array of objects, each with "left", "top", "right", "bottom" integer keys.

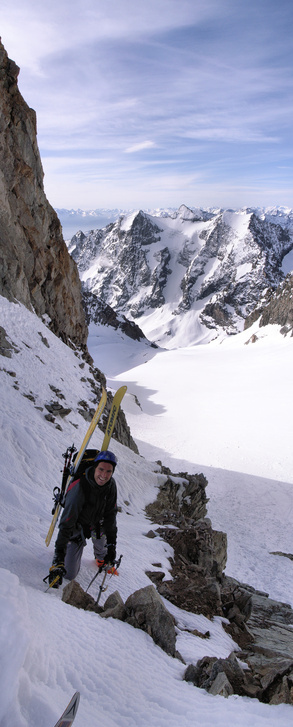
[
  {"left": 72, "top": 448, "right": 99, "bottom": 481},
  {"left": 51, "top": 447, "right": 100, "bottom": 515}
]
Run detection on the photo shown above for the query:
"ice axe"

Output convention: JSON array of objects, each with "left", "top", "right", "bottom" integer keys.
[{"left": 86, "top": 554, "right": 123, "bottom": 604}]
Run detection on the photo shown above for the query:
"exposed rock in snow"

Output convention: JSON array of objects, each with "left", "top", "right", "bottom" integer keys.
[{"left": 245, "top": 272, "right": 293, "bottom": 336}]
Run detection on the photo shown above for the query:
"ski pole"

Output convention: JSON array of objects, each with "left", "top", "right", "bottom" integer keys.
[
  {"left": 86, "top": 563, "right": 105, "bottom": 593},
  {"left": 95, "top": 554, "right": 123, "bottom": 605},
  {"left": 86, "top": 554, "right": 123, "bottom": 595},
  {"left": 95, "top": 567, "right": 109, "bottom": 606}
]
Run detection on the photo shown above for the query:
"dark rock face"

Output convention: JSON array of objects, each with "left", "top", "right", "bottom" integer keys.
[
  {"left": 145, "top": 468, "right": 209, "bottom": 525},
  {"left": 145, "top": 470, "right": 226, "bottom": 619},
  {"left": 145, "top": 468, "right": 293, "bottom": 706},
  {"left": 0, "top": 325, "right": 19, "bottom": 357},
  {"left": 82, "top": 288, "right": 158, "bottom": 345},
  {"left": 125, "top": 585, "right": 177, "bottom": 656},
  {"left": 185, "top": 582, "right": 293, "bottom": 704},
  {"left": 62, "top": 579, "right": 95, "bottom": 610},
  {"left": 185, "top": 652, "right": 250, "bottom": 698},
  {"left": 155, "top": 522, "right": 226, "bottom": 618},
  {"left": 0, "top": 41, "right": 87, "bottom": 349},
  {"left": 245, "top": 272, "right": 293, "bottom": 336},
  {"left": 130, "top": 210, "right": 162, "bottom": 247}
]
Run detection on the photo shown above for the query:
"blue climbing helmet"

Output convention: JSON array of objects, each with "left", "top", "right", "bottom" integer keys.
[{"left": 94, "top": 450, "right": 117, "bottom": 471}]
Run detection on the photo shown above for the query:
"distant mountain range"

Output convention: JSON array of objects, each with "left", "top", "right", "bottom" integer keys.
[
  {"left": 56, "top": 207, "right": 181, "bottom": 240},
  {"left": 57, "top": 204, "right": 293, "bottom": 243},
  {"left": 66, "top": 205, "right": 293, "bottom": 347},
  {"left": 56, "top": 208, "right": 131, "bottom": 239}
]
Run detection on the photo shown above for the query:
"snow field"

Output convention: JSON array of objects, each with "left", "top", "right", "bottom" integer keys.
[{"left": 1, "top": 294, "right": 293, "bottom": 726}]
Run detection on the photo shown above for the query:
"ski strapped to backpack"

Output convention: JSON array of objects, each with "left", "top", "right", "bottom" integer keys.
[
  {"left": 100, "top": 385, "right": 127, "bottom": 450},
  {"left": 51, "top": 444, "right": 77, "bottom": 516}
]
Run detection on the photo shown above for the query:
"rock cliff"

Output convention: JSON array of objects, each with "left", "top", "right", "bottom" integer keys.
[
  {"left": 0, "top": 40, "right": 87, "bottom": 349},
  {"left": 245, "top": 272, "right": 293, "bottom": 336}
]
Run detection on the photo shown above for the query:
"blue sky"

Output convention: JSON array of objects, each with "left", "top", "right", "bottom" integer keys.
[{"left": 2, "top": 0, "right": 293, "bottom": 210}]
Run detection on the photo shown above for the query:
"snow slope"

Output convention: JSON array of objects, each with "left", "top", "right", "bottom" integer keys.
[
  {"left": 94, "top": 318, "right": 293, "bottom": 608},
  {"left": 1, "top": 294, "right": 293, "bottom": 726}
]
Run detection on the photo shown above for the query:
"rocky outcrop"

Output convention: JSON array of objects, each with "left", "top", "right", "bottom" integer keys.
[
  {"left": 185, "top": 652, "right": 252, "bottom": 698},
  {"left": 245, "top": 272, "right": 293, "bottom": 336},
  {"left": 0, "top": 317, "right": 136, "bottom": 450},
  {"left": 185, "top": 582, "right": 293, "bottom": 705},
  {"left": 145, "top": 467, "right": 293, "bottom": 706},
  {"left": 145, "top": 465, "right": 209, "bottom": 525},
  {"left": 0, "top": 41, "right": 87, "bottom": 349},
  {"left": 62, "top": 581, "right": 177, "bottom": 657},
  {"left": 0, "top": 325, "right": 19, "bottom": 357},
  {"left": 124, "top": 585, "right": 177, "bottom": 656},
  {"left": 82, "top": 287, "right": 158, "bottom": 345},
  {"left": 153, "top": 521, "right": 226, "bottom": 618},
  {"left": 145, "top": 470, "right": 226, "bottom": 619}
]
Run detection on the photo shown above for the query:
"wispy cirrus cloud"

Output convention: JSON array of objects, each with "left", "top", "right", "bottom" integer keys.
[
  {"left": 125, "top": 141, "right": 156, "bottom": 154},
  {"left": 1, "top": 0, "right": 293, "bottom": 209}
]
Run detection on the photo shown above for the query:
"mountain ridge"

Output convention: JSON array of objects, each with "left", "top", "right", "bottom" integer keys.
[{"left": 68, "top": 205, "right": 293, "bottom": 347}]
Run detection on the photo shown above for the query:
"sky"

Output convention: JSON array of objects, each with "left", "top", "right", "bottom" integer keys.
[
  {"left": 1, "top": 294, "right": 293, "bottom": 726},
  {"left": 1, "top": 0, "right": 293, "bottom": 210}
]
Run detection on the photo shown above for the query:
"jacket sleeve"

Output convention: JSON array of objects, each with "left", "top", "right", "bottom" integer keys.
[
  {"left": 103, "top": 479, "right": 117, "bottom": 546},
  {"left": 54, "top": 479, "right": 85, "bottom": 556}
]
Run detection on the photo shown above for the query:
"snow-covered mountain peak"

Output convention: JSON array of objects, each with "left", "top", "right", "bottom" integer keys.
[{"left": 69, "top": 206, "right": 293, "bottom": 348}]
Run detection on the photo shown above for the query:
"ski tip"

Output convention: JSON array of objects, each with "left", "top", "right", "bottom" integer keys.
[
  {"left": 53, "top": 691, "right": 80, "bottom": 727},
  {"left": 117, "top": 385, "right": 127, "bottom": 395}
]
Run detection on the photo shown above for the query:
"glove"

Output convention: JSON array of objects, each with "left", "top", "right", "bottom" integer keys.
[
  {"left": 105, "top": 544, "right": 116, "bottom": 565},
  {"left": 95, "top": 558, "right": 104, "bottom": 569},
  {"left": 107, "top": 565, "right": 119, "bottom": 576}
]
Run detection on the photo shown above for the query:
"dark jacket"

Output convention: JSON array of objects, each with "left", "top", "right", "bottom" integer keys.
[{"left": 55, "top": 467, "right": 117, "bottom": 557}]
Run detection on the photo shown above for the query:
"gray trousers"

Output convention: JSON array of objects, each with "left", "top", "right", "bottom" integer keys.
[{"left": 64, "top": 534, "right": 107, "bottom": 581}]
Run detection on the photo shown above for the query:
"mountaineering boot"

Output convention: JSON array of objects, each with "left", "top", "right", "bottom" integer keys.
[{"left": 48, "top": 562, "right": 66, "bottom": 588}]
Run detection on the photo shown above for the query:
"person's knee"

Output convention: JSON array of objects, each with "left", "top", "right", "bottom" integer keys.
[{"left": 64, "top": 563, "right": 80, "bottom": 581}]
